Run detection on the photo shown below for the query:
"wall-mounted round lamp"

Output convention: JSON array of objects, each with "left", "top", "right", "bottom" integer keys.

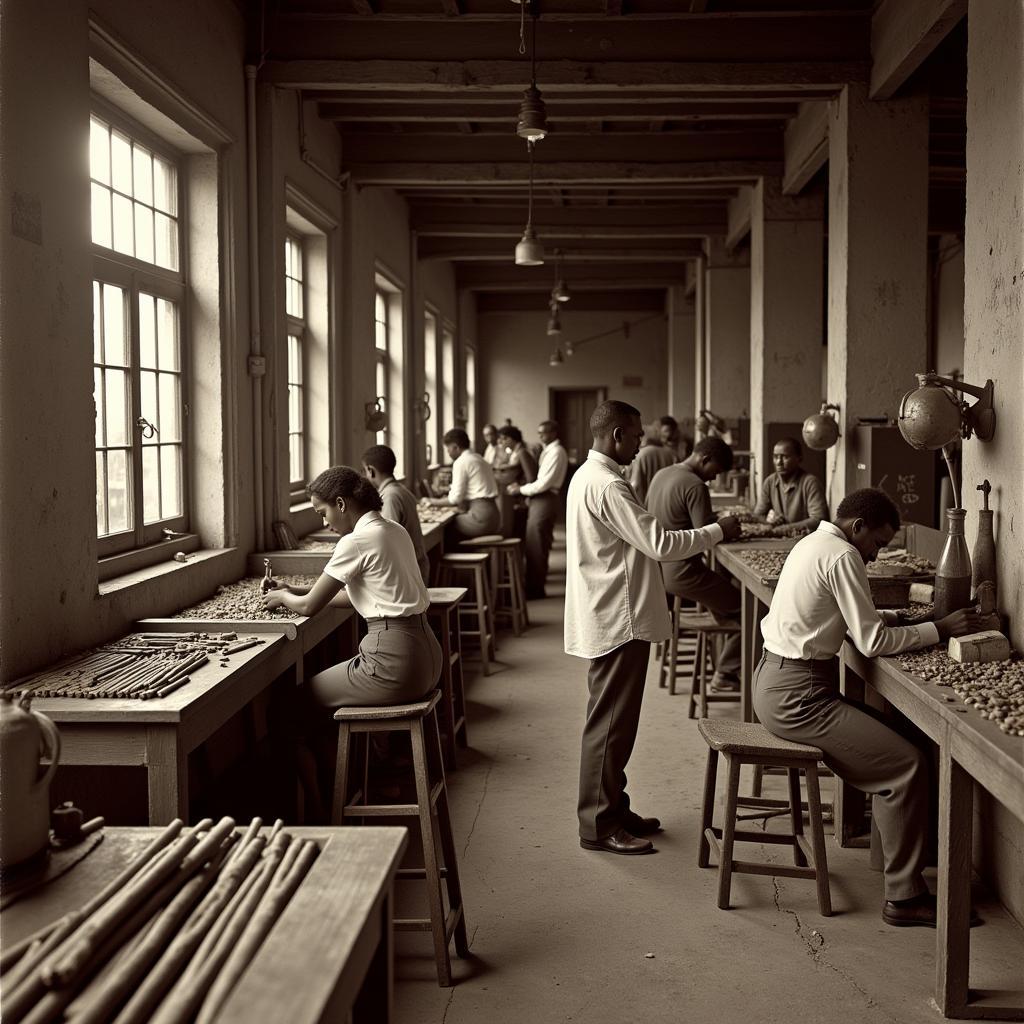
[
  {"left": 897, "top": 373, "right": 995, "bottom": 451},
  {"left": 802, "top": 401, "right": 841, "bottom": 450},
  {"left": 364, "top": 396, "right": 387, "bottom": 432}
]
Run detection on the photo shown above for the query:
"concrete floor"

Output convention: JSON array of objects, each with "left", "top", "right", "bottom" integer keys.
[{"left": 394, "top": 533, "right": 1024, "bottom": 1023}]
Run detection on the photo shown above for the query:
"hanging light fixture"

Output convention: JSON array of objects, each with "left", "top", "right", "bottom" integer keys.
[
  {"left": 515, "top": 140, "right": 544, "bottom": 266},
  {"left": 516, "top": 10, "right": 547, "bottom": 142},
  {"left": 548, "top": 347, "right": 564, "bottom": 367},
  {"left": 550, "top": 249, "right": 570, "bottom": 303},
  {"left": 564, "top": 339, "right": 575, "bottom": 357},
  {"left": 546, "top": 302, "right": 562, "bottom": 336}
]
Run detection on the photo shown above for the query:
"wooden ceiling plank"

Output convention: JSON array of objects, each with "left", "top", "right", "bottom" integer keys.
[
  {"left": 477, "top": 290, "right": 666, "bottom": 313},
  {"left": 457, "top": 262, "right": 692, "bottom": 291},
  {"left": 441, "top": 0, "right": 462, "bottom": 14},
  {"left": 263, "top": 60, "right": 869, "bottom": 92},
  {"left": 726, "top": 186, "right": 753, "bottom": 250},
  {"left": 410, "top": 204, "right": 728, "bottom": 230},
  {"left": 870, "top": 0, "right": 967, "bottom": 100},
  {"left": 782, "top": 100, "right": 829, "bottom": 196},
  {"left": 349, "top": 159, "right": 781, "bottom": 186}
]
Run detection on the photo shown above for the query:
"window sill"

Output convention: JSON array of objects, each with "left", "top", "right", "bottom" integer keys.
[
  {"left": 98, "top": 533, "right": 201, "bottom": 583},
  {"left": 289, "top": 499, "right": 313, "bottom": 513},
  {"left": 98, "top": 546, "right": 237, "bottom": 596}
]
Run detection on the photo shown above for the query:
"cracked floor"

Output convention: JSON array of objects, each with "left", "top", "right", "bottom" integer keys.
[{"left": 392, "top": 534, "right": 1024, "bottom": 1023}]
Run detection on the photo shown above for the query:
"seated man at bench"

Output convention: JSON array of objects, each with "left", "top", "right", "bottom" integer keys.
[{"left": 752, "top": 436, "right": 828, "bottom": 535}]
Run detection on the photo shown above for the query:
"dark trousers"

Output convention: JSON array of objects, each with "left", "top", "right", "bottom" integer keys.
[
  {"left": 669, "top": 565, "right": 741, "bottom": 677},
  {"left": 578, "top": 639, "right": 651, "bottom": 841},
  {"left": 524, "top": 492, "right": 558, "bottom": 597}
]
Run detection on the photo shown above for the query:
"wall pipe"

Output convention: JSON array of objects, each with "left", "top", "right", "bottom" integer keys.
[{"left": 245, "top": 64, "right": 266, "bottom": 550}]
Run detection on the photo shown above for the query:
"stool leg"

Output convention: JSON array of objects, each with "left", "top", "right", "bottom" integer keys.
[
  {"left": 687, "top": 632, "right": 701, "bottom": 719},
  {"left": 331, "top": 722, "right": 352, "bottom": 825},
  {"left": 751, "top": 764, "right": 765, "bottom": 797},
  {"left": 717, "top": 755, "right": 741, "bottom": 910},
  {"left": 453, "top": 613, "right": 468, "bottom": 748},
  {"left": 787, "top": 767, "right": 808, "bottom": 867},
  {"left": 409, "top": 718, "right": 454, "bottom": 987},
  {"left": 428, "top": 708, "right": 469, "bottom": 958},
  {"left": 668, "top": 599, "right": 680, "bottom": 696},
  {"left": 437, "top": 611, "right": 458, "bottom": 772},
  {"left": 699, "top": 633, "right": 710, "bottom": 719},
  {"left": 698, "top": 747, "right": 719, "bottom": 868},
  {"left": 804, "top": 764, "right": 833, "bottom": 916},
  {"left": 474, "top": 565, "right": 492, "bottom": 676}
]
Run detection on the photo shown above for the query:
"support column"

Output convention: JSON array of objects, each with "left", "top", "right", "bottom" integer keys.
[
  {"left": 667, "top": 284, "right": 696, "bottom": 438},
  {"left": 693, "top": 255, "right": 707, "bottom": 427},
  {"left": 827, "top": 83, "right": 929, "bottom": 497},
  {"left": 704, "top": 239, "right": 751, "bottom": 429},
  {"left": 750, "top": 179, "right": 824, "bottom": 493}
]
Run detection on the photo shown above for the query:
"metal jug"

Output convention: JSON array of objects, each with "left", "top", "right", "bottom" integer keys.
[{"left": 0, "top": 693, "right": 61, "bottom": 868}]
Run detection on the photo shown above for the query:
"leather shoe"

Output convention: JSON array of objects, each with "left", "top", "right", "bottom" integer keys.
[
  {"left": 580, "top": 828, "right": 654, "bottom": 856},
  {"left": 883, "top": 893, "right": 937, "bottom": 928},
  {"left": 623, "top": 811, "right": 662, "bottom": 836}
]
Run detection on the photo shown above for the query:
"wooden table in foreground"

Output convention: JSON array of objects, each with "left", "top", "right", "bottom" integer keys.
[
  {"left": 713, "top": 538, "right": 797, "bottom": 722},
  {"left": 840, "top": 647, "right": 1024, "bottom": 1020},
  {"left": 0, "top": 826, "right": 408, "bottom": 1024},
  {"left": 26, "top": 632, "right": 294, "bottom": 825}
]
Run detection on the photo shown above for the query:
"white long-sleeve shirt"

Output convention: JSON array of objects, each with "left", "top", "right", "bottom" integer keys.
[
  {"left": 519, "top": 440, "right": 569, "bottom": 497},
  {"left": 760, "top": 520, "right": 940, "bottom": 660},
  {"left": 564, "top": 449, "right": 724, "bottom": 658},
  {"left": 447, "top": 449, "right": 498, "bottom": 504}
]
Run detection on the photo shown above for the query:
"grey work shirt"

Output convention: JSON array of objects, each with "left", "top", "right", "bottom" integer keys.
[
  {"left": 753, "top": 469, "right": 828, "bottom": 529},
  {"left": 379, "top": 478, "right": 430, "bottom": 584},
  {"left": 645, "top": 463, "right": 716, "bottom": 593},
  {"left": 628, "top": 443, "right": 677, "bottom": 507}
]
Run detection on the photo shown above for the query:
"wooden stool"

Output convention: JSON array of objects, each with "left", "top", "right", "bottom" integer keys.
[
  {"left": 676, "top": 611, "right": 742, "bottom": 719},
  {"left": 427, "top": 586, "right": 469, "bottom": 770},
  {"left": 439, "top": 552, "right": 496, "bottom": 675},
  {"left": 697, "top": 719, "right": 832, "bottom": 916},
  {"left": 658, "top": 594, "right": 699, "bottom": 695},
  {"left": 457, "top": 534, "right": 504, "bottom": 612},
  {"left": 462, "top": 537, "right": 527, "bottom": 636},
  {"left": 331, "top": 691, "right": 470, "bottom": 986}
]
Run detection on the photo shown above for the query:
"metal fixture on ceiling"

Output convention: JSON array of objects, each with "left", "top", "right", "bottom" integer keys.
[
  {"left": 515, "top": 140, "right": 544, "bottom": 266},
  {"left": 548, "top": 347, "right": 564, "bottom": 367},
  {"left": 516, "top": 8, "right": 547, "bottom": 143},
  {"left": 546, "top": 302, "right": 562, "bottom": 336},
  {"left": 550, "top": 249, "right": 570, "bottom": 304}
]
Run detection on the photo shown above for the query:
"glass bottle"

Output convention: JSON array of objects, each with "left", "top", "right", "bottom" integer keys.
[{"left": 934, "top": 508, "right": 973, "bottom": 619}]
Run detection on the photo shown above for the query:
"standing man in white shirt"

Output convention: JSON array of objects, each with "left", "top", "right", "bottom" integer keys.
[
  {"left": 423, "top": 427, "right": 502, "bottom": 540},
  {"left": 566, "top": 400, "right": 741, "bottom": 855},
  {"left": 755, "top": 488, "right": 993, "bottom": 925},
  {"left": 509, "top": 419, "right": 569, "bottom": 600}
]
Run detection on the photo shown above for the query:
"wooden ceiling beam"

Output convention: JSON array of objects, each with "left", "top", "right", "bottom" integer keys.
[
  {"left": 870, "top": 0, "right": 967, "bottom": 100},
  {"left": 418, "top": 237, "right": 704, "bottom": 260},
  {"left": 349, "top": 159, "right": 781, "bottom": 186},
  {"left": 782, "top": 100, "right": 829, "bottom": 195},
  {"left": 266, "top": 13, "right": 869, "bottom": 64},
  {"left": 263, "top": 60, "right": 868, "bottom": 92},
  {"left": 441, "top": 0, "right": 462, "bottom": 14},
  {"left": 342, "top": 131, "right": 782, "bottom": 164},
  {"left": 457, "top": 261, "right": 691, "bottom": 291},
  {"left": 410, "top": 204, "right": 728, "bottom": 233},
  {"left": 477, "top": 290, "right": 666, "bottom": 313}
]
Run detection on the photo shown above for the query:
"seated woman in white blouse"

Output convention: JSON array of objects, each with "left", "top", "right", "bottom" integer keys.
[{"left": 264, "top": 465, "right": 442, "bottom": 707}]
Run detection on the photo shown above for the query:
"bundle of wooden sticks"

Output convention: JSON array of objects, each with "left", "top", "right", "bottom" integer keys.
[
  {"left": 0, "top": 818, "right": 318, "bottom": 1024},
  {"left": 3, "top": 633, "right": 265, "bottom": 701}
]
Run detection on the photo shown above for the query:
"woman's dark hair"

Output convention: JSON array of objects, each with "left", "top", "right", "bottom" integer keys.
[
  {"left": 836, "top": 488, "right": 900, "bottom": 531},
  {"left": 307, "top": 465, "right": 383, "bottom": 512},
  {"left": 497, "top": 425, "right": 523, "bottom": 444},
  {"left": 443, "top": 428, "right": 470, "bottom": 450}
]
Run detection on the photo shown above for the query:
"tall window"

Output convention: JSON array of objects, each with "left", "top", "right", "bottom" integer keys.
[
  {"left": 465, "top": 345, "right": 477, "bottom": 449},
  {"left": 424, "top": 309, "right": 439, "bottom": 465},
  {"left": 285, "top": 234, "right": 305, "bottom": 487},
  {"left": 374, "top": 272, "right": 405, "bottom": 476},
  {"left": 91, "top": 113, "right": 187, "bottom": 554},
  {"left": 441, "top": 324, "right": 456, "bottom": 439}
]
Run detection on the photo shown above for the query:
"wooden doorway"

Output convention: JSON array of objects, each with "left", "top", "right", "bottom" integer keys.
[{"left": 550, "top": 387, "right": 607, "bottom": 466}]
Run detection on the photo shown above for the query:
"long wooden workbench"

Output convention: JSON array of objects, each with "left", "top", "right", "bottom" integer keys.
[
  {"left": 714, "top": 535, "right": 1024, "bottom": 1019},
  {"left": 0, "top": 826, "right": 409, "bottom": 1024}
]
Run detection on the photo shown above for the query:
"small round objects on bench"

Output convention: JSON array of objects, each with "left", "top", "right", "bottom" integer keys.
[
  {"left": 697, "top": 718, "right": 832, "bottom": 916},
  {"left": 331, "top": 691, "right": 470, "bottom": 986}
]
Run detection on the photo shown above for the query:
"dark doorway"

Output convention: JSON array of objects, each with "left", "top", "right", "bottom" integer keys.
[{"left": 550, "top": 387, "right": 607, "bottom": 466}]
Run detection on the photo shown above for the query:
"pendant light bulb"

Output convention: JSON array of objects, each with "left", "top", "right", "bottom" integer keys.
[
  {"left": 549, "top": 347, "right": 564, "bottom": 367},
  {"left": 551, "top": 280, "right": 570, "bottom": 303},
  {"left": 547, "top": 306, "right": 562, "bottom": 336},
  {"left": 515, "top": 226, "right": 544, "bottom": 266},
  {"left": 564, "top": 340, "right": 574, "bottom": 357},
  {"left": 516, "top": 86, "right": 547, "bottom": 142}
]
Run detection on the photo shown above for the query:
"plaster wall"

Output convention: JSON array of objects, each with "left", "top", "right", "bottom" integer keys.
[
  {"left": 933, "top": 237, "right": 966, "bottom": 377},
  {"left": 963, "top": 0, "right": 1024, "bottom": 927},
  {"left": 749, "top": 180, "right": 824, "bottom": 487},
  {"left": 826, "top": 84, "right": 929, "bottom": 497},
  {"left": 0, "top": 0, "right": 252, "bottom": 679},
  {"left": 477, "top": 310, "right": 669, "bottom": 436},
  {"left": 704, "top": 255, "right": 751, "bottom": 423},
  {"left": 667, "top": 286, "right": 696, "bottom": 437}
]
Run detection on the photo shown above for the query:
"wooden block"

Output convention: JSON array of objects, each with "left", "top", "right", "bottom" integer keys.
[
  {"left": 909, "top": 581, "right": 934, "bottom": 603},
  {"left": 948, "top": 630, "right": 1011, "bottom": 664}
]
